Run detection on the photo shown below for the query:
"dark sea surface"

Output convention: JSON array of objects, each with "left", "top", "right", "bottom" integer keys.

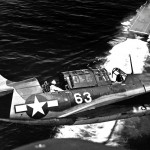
[{"left": 0, "top": 0, "right": 148, "bottom": 149}]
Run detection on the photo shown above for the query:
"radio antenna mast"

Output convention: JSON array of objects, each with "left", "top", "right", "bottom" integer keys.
[{"left": 129, "top": 54, "right": 134, "bottom": 74}]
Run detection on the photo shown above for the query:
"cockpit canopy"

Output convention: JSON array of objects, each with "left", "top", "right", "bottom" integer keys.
[{"left": 59, "top": 68, "right": 112, "bottom": 90}]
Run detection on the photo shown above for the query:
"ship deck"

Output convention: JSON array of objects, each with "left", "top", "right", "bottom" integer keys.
[{"left": 129, "top": 3, "right": 150, "bottom": 35}]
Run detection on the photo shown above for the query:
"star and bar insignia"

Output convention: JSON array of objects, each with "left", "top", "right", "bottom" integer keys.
[{"left": 15, "top": 95, "right": 58, "bottom": 119}]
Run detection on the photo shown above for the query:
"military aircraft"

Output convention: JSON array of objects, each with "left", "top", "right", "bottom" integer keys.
[{"left": 0, "top": 55, "right": 150, "bottom": 126}]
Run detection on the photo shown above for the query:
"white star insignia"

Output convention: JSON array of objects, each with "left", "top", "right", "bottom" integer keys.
[{"left": 27, "top": 96, "right": 46, "bottom": 116}]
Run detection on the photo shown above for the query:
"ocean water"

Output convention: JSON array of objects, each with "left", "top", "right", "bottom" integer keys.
[{"left": 0, "top": 0, "right": 148, "bottom": 149}]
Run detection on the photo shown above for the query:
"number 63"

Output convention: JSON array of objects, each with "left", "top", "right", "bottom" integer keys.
[{"left": 74, "top": 92, "right": 92, "bottom": 104}]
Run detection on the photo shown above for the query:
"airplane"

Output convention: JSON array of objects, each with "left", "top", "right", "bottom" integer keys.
[{"left": 0, "top": 55, "right": 150, "bottom": 126}]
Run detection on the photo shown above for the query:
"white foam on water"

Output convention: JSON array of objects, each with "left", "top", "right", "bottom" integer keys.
[
  {"left": 104, "top": 39, "right": 149, "bottom": 81},
  {"left": 55, "top": 121, "right": 117, "bottom": 143}
]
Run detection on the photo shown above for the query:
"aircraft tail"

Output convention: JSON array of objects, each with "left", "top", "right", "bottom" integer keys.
[
  {"left": 0, "top": 74, "right": 7, "bottom": 82},
  {"left": 0, "top": 76, "right": 43, "bottom": 120},
  {"left": 0, "top": 75, "right": 14, "bottom": 92}
]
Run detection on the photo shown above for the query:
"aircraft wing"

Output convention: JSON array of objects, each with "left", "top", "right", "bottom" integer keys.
[
  {"left": 0, "top": 74, "right": 43, "bottom": 100},
  {"left": 10, "top": 77, "right": 43, "bottom": 99},
  {"left": 58, "top": 90, "right": 140, "bottom": 118}
]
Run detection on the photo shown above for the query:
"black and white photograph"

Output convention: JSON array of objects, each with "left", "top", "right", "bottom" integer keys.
[{"left": 0, "top": 0, "right": 150, "bottom": 150}]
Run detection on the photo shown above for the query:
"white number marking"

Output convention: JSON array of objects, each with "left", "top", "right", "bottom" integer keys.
[
  {"left": 83, "top": 92, "right": 92, "bottom": 103},
  {"left": 74, "top": 93, "right": 83, "bottom": 104},
  {"left": 74, "top": 92, "right": 92, "bottom": 104}
]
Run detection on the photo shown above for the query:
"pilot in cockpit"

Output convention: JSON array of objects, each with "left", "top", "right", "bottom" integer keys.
[
  {"left": 50, "top": 79, "right": 63, "bottom": 93},
  {"left": 42, "top": 79, "right": 63, "bottom": 93},
  {"left": 112, "top": 67, "right": 126, "bottom": 82},
  {"left": 116, "top": 74, "right": 124, "bottom": 82}
]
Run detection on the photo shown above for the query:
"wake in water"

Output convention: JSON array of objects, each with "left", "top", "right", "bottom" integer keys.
[{"left": 104, "top": 39, "right": 149, "bottom": 76}]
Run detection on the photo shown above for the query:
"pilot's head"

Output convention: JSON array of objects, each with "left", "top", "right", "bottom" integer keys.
[{"left": 51, "top": 80, "right": 56, "bottom": 85}]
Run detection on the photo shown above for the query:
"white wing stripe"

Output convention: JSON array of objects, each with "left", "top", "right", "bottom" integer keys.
[
  {"left": 47, "top": 100, "right": 58, "bottom": 107},
  {"left": 15, "top": 105, "right": 27, "bottom": 113}
]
